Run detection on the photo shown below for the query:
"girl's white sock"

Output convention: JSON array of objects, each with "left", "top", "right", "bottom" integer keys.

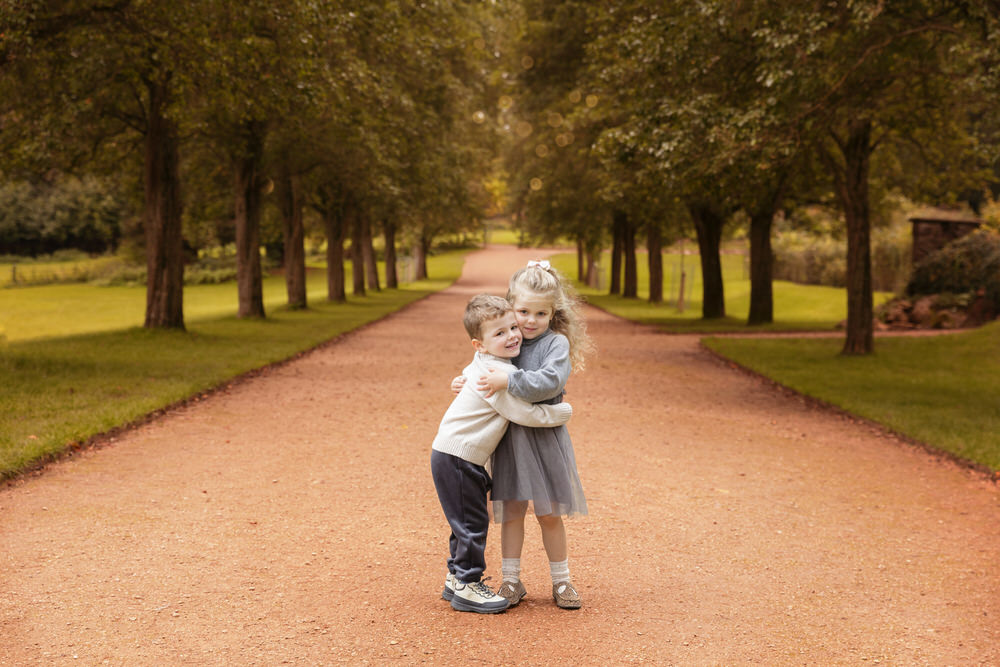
[
  {"left": 549, "top": 559, "right": 571, "bottom": 585},
  {"left": 502, "top": 558, "right": 521, "bottom": 583}
]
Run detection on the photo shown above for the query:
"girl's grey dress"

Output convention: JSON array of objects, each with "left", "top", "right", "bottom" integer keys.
[{"left": 490, "top": 329, "right": 588, "bottom": 522}]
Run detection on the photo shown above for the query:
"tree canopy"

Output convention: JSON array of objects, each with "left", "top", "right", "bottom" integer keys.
[{"left": 2, "top": 1, "right": 997, "bottom": 353}]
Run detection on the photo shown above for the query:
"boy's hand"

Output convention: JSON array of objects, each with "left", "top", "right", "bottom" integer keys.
[
  {"left": 477, "top": 367, "right": 510, "bottom": 398},
  {"left": 450, "top": 375, "right": 466, "bottom": 395}
]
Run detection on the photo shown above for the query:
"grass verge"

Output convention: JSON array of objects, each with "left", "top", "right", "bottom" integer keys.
[
  {"left": 544, "top": 250, "right": 998, "bottom": 474},
  {"left": 0, "top": 251, "right": 466, "bottom": 479},
  {"left": 703, "top": 322, "right": 1000, "bottom": 473}
]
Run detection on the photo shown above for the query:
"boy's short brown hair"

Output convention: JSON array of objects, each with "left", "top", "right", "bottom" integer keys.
[{"left": 463, "top": 294, "right": 512, "bottom": 340}]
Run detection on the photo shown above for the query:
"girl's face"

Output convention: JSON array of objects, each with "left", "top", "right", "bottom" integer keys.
[{"left": 512, "top": 292, "right": 553, "bottom": 340}]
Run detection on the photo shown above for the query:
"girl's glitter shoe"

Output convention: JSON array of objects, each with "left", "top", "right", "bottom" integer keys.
[{"left": 552, "top": 581, "right": 581, "bottom": 609}]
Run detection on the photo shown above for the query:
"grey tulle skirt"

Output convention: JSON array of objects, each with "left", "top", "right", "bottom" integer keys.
[{"left": 490, "top": 421, "right": 588, "bottom": 523}]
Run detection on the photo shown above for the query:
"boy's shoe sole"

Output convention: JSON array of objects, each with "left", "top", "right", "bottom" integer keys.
[
  {"left": 442, "top": 572, "right": 456, "bottom": 601},
  {"left": 450, "top": 597, "right": 508, "bottom": 614}
]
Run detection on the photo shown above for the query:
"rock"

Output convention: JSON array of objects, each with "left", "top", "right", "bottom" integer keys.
[
  {"left": 961, "top": 290, "right": 996, "bottom": 328},
  {"left": 911, "top": 296, "right": 936, "bottom": 326},
  {"left": 886, "top": 299, "right": 911, "bottom": 325},
  {"left": 932, "top": 309, "right": 962, "bottom": 329}
]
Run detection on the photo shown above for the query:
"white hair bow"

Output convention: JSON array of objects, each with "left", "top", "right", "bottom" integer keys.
[{"left": 527, "top": 260, "right": 551, "bottom": 270}]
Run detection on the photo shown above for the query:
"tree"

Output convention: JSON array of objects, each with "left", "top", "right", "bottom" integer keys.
[
  {"left": 504, "top": 0, "right": 613, "bottom": 283},
  {"left": 761, "top": 1, "right": 984, "bottom": 353},
  {"left": 585, "top": 2, "right": 744, "bottom": 318},
  {"left": 276, "top": 162, "right": 306, "bottom": 309},
  {"left": 1, "top": 0, "right": 196, "bottom": 328}
]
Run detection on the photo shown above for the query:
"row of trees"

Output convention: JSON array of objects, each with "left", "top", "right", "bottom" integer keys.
[
  {"left": 501, "top": 0, "right": 1000, "bottom": 354},
  {"left": 1, "top": 1, "right": 499, "bottom": 328},
  {"left": 4, "top": 2, "right": 999, "bottom": 355}
]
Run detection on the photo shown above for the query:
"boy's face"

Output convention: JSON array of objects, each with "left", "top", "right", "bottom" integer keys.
[
  {"left": 512, "top": 292, "right": 553, "bottom": 340},
  {"left": 472, "top": 311, "right": 522, "bottom": 358}
]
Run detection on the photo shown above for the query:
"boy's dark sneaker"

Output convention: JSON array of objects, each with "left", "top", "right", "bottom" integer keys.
[{"left": 450, "top": 578, "right": 509, "bottom": 614}]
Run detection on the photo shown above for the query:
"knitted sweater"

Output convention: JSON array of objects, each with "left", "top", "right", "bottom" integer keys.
[
  {"left": 431, "top": 352, "right": 573, "bottom": 466},
  {"left": 507, "top": 329, "right": 570, "bottom": 404}
]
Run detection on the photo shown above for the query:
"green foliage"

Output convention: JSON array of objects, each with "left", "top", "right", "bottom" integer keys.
[
  {"left": 2, "top": 0, "right": 496, "bottom": 324},
  {"left": 906, "top": 230, "right": 1000, "bottom": 310},
  {"left": 773, "top": 232, "right": 847, "bottom": 288},
  {"left": 0, "top": 177, "right": 123, "bottom": 256},
  {"left": 704, "top": 322, "right": 1000, "bottom": 471},
  {"left": 773, "top": 216, "right": 912, "bottom": 292},
  {"left": 0, "top": 254, "right": 120, "bottom": 287}
]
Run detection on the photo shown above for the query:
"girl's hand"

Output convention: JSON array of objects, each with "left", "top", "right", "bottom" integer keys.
[
  {"left": 450, "top": 375, "right": 466, "bottom": 395},
  {"left": 477, "top": 367, "right": 510, "bottom": 398}
]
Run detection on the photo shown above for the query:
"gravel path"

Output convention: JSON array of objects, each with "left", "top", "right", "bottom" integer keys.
[{"left": 2, "top": 245, "right": 998, "bottom": 665}]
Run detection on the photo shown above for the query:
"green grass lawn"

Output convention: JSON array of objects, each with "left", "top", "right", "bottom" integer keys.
[
  {"left": 544, "top": 249, "right": 998, "bottom": 474},
  {"left": 549, "top": 250, "right": 892, "bottom": 333},
  {"left": 0, "top": 251, "right": 465, "bottom": 478},
  {"left": 703, "top": 323, "right": 1000, "bottom": 472},
  {"left": 1, "top": 257, "right": 442, "bottom": 342}
]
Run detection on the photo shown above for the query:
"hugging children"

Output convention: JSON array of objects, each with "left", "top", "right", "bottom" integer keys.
[{"left": 431, "top": 261, "right": 592, "bottom": 613}]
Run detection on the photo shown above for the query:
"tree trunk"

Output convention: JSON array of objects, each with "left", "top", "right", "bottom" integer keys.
[
  {"left": 233, "top": 123, "right": 266, "bottom": 319},
  {"left": 142, "top": 80, "right": 185, "bottom": 330},
  {"left": 383, "top": 219, "right": 398, "bottom": 288},
  {"left": 687, "top": 201, "right": 726, "bottom": 319},
  {"left": 576, "top": 238, "right": 585, "bottom": 282},
  {"left": 348, "top": 196, "right": 365, "bottom": 296},
  {"left": 278, "top": 167, "right": 307, "bottom": 310},
  {"left": 361, "top": 212, "right": 380, "bottom": 291},
  {"left": 746, "top": 173, "right": 787, "bottom": 326},
  {"left": 610, "top": 210, "right": 625, "bottom": 295},
  {"left": 647, "top": 221, "right": 663, "bottom": 304},
  {"left": 832, "top": 119, "right": 875, "bottom": 355},
  {"left": 415, "top": 230, "right": 430, "bottom": 280},
  {"left": 322, "top": 206, "right": 346, "bottom": 303},
  {"left": 747, "top": 209, "right": 774, "bottom": 325},
  {"left": 622, "top": 212, "right": 638, "bottom": 298},
  {"left": 585, "top": 248, "right": 600, "bottom": 288}
]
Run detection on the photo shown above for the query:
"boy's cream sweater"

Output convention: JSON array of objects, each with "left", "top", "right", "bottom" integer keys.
[{"left": 431, "top": 352, "right": 572, "bottom": 466}]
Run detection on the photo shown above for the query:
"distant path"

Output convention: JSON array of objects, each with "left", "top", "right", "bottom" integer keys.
[{"left": 2, "top": 245, "right": 997, "bottom": 665}]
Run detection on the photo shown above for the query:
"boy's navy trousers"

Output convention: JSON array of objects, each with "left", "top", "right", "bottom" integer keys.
[{"left": 430, "top": 450, "right": 491, "bottom": 584}]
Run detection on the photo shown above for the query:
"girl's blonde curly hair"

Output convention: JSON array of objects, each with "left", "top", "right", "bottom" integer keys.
[{"left": 507, "top": 262, "right": 594, "bottom": 372}]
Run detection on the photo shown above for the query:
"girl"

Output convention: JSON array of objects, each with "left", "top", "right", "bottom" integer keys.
[{"left": 476, "top": 260, "right": 593, "bottom": 609}]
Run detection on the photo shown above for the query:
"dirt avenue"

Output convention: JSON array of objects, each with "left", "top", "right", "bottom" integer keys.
[{"left": 1, "top": 245, "right": 998, "bottom": 665}]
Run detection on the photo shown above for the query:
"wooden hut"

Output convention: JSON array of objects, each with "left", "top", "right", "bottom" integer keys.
[{"left": 908, "top": 207, "right": 983, "bottom": 264}]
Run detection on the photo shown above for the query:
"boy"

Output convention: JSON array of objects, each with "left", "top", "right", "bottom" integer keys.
[{"left": 431, "top": 294, "right": 573, "bottom": 614}]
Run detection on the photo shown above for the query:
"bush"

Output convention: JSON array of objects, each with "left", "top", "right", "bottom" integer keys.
[
  {"left": 773, "top": 230, "right": 847, "bottom": 287},
  {"left": 2, "top": 255, "right": 123, "bottom": 287},
  {"left": 97, "top": 262, "right": 238, "bottom": 287},
  {"left": 773, "top": 218, "right": 912, "bottom": 291},
  {"left": 906, "top": 230, "right": 1000, "bottom": 310},
  {"left": 0, "top": 177, "right": 123, "bottom": 256}
]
